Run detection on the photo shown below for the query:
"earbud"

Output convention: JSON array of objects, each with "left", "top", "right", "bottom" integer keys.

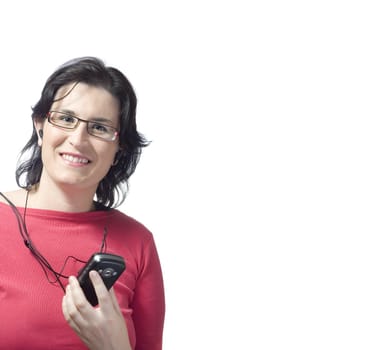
[{"left": 38, "top": 129, "right": 43, "bottom": 138}]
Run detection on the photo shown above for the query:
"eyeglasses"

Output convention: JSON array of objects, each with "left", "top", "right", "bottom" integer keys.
[{"left": 46, "top": 111, "right": 119, "bottom": 141}]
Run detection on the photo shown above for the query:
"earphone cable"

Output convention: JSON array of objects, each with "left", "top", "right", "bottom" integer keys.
[
  {"left": 0, "top": 191, "right": 108, "bottom": 293},
  {"left": 1, "top": 190, "right": 68, "bottom": 291}
]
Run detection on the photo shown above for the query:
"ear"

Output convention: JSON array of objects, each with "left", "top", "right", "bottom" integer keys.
[{"left": 34, "top": 118, "right": 45, "bottom": 146}]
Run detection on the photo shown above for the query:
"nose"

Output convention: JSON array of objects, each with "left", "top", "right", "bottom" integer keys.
[{"left": 67, "top": 120, "right": 90, "bottom": 146}]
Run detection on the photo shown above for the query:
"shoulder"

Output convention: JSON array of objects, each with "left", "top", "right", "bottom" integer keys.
[
  {"left": 109, "top": 209, "right": 154, "bottom": 240},
  {"left": 105, "top": 210, "right": 159, "bottom": 258}
]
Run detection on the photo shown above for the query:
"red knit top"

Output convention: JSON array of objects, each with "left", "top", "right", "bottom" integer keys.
[{"left": 0, "top": 202, "right": 165, "bottom": 349}]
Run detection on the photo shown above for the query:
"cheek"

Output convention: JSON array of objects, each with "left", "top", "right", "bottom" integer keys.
[
  {"left": 41, "top": 127, "right": 67, "bottom": 147},
  {"left": 40, "top": 134, "right": 61, "bottom": 158},
  {"left": 97, "top": 146, "right": 117, "bottom": 167}
]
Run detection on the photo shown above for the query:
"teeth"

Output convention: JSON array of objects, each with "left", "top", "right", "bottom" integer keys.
[{"left": 62, "top": 154, "right": 89, "bottom": 164}]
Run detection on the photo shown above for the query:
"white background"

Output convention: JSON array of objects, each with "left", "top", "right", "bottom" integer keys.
[{"left": 1, "top": 1, "right": 389, "bottom": 349}]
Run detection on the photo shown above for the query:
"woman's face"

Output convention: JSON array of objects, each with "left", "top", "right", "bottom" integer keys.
[{"left": 35, "top": 82, "right": 120, "bottom": 194}]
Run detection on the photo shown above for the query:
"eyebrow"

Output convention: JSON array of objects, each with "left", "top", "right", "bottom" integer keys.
[{"left": 58, "top": 109, "right": 116, "bottom": 125}]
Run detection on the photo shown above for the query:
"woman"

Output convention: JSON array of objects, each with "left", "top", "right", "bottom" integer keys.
[{"left": 0, "top": 57, "right": 165, "bottom": 349}]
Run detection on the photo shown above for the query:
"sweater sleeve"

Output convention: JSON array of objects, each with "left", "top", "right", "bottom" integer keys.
[{"left": 132, "top": 235, "right": 165, "bottom": 350}]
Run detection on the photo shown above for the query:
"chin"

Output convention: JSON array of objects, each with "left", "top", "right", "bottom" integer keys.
[{"left": 56, "top": 178, "right": 97, "bottom": 191}]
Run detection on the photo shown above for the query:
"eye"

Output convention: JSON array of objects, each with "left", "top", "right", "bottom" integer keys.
[
  {"left": 55, "top": 113, "right": 77, "bottom": 125},
  {"left": 90, "top": 122, "right": 109, "bottom": 134}
]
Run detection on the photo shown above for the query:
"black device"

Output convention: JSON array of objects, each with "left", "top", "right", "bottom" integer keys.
[{"left": 77, "top": 253, "right": 126, "bottom": 306}]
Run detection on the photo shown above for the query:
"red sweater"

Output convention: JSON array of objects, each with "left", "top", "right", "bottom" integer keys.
[{"left": 0, "top": 202, "right": 165, "bottom": 349}]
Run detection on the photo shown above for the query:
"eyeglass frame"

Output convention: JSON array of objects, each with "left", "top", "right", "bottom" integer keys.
[{"left": 46, "top": 110, "right": 119, "bottom": 142}]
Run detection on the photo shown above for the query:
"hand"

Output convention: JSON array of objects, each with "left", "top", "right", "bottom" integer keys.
[{"left": 62, "top": 271, "right": 132, "bottom": 350}]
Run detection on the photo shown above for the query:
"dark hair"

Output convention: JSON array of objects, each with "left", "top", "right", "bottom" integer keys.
[{"left": 16, "top": 56, "right": 148, "bottom": 208}]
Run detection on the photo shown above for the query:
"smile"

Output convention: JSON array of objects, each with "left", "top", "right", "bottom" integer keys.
[{"left": 61, "top": 153, "right": 91, "bottom": 164}]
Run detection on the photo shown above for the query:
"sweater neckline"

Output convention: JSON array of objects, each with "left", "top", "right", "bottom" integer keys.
[{"left": 0, "top": 201, "right": 116, "bottom": 221}]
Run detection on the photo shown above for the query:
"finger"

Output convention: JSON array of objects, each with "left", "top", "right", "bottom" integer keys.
[
  {"left": 89, "top": 270, "right": 112, "bottom": 311},
  {"left": 68, "top": 276, "right": 95, "bottom": 317},
  {"left": 62, "top": 284, "right": 84, "bottom": 334},
  {"left": 63, "top": 299, "right": 81, "bottom": 334},
  {"left": 109, "top": 287, "right": 122, "bottom": 314}
]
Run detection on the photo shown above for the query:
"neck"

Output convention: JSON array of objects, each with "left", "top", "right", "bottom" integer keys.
[{"left": 28, "top": 183, "right": 96, "bottom": 213}]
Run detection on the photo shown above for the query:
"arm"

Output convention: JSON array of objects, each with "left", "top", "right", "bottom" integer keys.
[{"left": 132, "top": 236, "right": 165, "bottom": 350}]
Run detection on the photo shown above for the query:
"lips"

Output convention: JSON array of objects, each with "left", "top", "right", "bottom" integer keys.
[{"left": 60, "top": 153, "right": 91, "bottom": 164}]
